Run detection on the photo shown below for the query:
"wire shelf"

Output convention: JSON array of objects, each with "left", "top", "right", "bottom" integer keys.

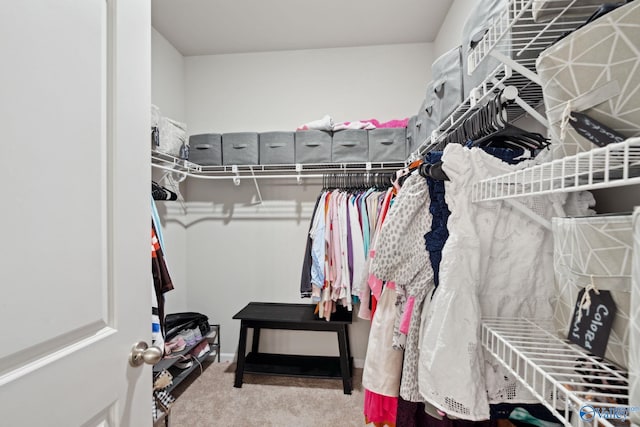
[
  {"left": 482, "top": 318, "right": 631, "bottom": 427},
  {"left": 413, "top": 63, "right": 544, "bottom": 158},
  {"left": 472, "top": 138, "right": 640, "bottom": 201},
  {"left": 151, "top": 150, "right": 203, "bottom": 173},
  {"left": 151, "top": 150, "right": 406, "bottom": 180},
  {"left": 410, "top": 0, "right": 599, "bottom": 160},
  {"left": 467, "top": 0, "right": 598, "bottom": 74}
]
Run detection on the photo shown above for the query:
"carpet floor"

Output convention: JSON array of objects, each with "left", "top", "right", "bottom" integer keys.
[{"left": 168, "top": 360, "right": 366, "bottom": 426}]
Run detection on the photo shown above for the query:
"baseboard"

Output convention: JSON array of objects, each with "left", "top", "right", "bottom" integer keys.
[
  {"left": 220, "top": 352, "right": 235, "bottom": 363},
  {"left": 219, "top": 353, "right": 364, "bottom": 369}
]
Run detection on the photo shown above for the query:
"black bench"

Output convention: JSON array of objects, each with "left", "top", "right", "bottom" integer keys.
[{"left": 232, "top": 302, "right": 353, "bottom": 394}]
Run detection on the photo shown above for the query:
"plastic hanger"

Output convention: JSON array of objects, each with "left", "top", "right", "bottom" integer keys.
[
  {"left": 418, "top": 162, "right": 449, "bottom": 181},
  {"left": 469, "top": 92, "right": 550, "bottom": 156},
  {"left": 152, "top": 181, "right": 178, "bottom": 201}
]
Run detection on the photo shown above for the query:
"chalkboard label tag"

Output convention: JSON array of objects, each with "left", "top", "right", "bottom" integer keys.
[
  {"left": 569, "top": 112, "right": 625, "bottom": 147},
  {"left": 567, "top": 288, "right": 617, "bottom": 358}
]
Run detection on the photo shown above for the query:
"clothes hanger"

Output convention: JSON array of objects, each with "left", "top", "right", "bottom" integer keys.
[
  {"left": 418, "top": 162, "right": 449, "bottom": 181},
  {"left": 152, "top": 181, "right": 178, "bottom": 201},
  {"left": 470, "top": 92, "right": 550, "bottom": 156}
]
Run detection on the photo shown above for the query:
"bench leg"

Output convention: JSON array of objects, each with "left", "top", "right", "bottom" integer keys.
[
  {"left": 344, "top": 325, "right": 353, "bottom": 376},
  {"left": 234, "top": 323, "right": 248, "bottom": 388},
  {"left": 251, "top": 327, "right": 261, "bottom": 354},
  {"left": 337, "top": 326, "right": 352, "bottom": 395}
]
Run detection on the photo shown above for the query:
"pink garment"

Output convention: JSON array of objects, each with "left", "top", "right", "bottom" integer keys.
[
  {"left": 363, "top": 289, "right": 399, "bottom": 426},
  {"left": 364, "top": 389, "right": 398, "bottom": 425},
  {"left": 367, "top": 274, "right": 396, "bottom": 301},
  {"left": 301, "top": 116, "right": 410, "bottom": 131},
  {"left": 333, "top": 118, "right": 410, "bottom": 130},
  {"left": 367, "top": 250, "right": 384, "bottom": 300},
  {"left": 361, "top": 118, "right": 410, "bottom": 128}
]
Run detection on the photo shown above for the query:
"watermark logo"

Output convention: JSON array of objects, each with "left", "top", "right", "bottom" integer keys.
[
  {"left": 579, "top": 405, "right": 640, "bottom": 422},
  {"left": 579, "top": 406, "right": 596, "bottom": 422}
]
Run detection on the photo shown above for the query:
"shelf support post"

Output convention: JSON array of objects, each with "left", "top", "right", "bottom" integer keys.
[{"left": 248, "top": 165, "right": 263, "bottom": 204}]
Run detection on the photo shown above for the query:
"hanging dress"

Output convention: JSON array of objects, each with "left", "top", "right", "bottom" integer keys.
[
  {"left": 369, "top": 174, "right": 434, "bottom": 402},
  {"left": 418, "top": 144, "right": 577, "bottom": 420},
  {"left": 363, "top": 175, "right": 434, "bottom": 424}
]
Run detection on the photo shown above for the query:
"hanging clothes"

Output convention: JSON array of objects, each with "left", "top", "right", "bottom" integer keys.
[
  {"left": 422, "top": 151, "right": 450, "bottom": 288},
  {"left": 302, "top": 185, "right": 394, "bottom": 321},
  {"left": 300, "top": 193, "right": 323, "bottom": 298},
  {"left": 151, "top": 211, "right": 174, "bottom": 348},
  {"left": 416, "top": 144, "right": 591, "bottom": 420},
  {"left": 151, "top": 197, "right": 168, "bottom": 348},
  {"left": 363, "top": 173, "right": 434, "bottom": 426},
  {"left": 370, "top": 173, "right": 433, "bottom": 351},
  {"left": 363, "top": 284, "right": 401, "bottom": 425}
]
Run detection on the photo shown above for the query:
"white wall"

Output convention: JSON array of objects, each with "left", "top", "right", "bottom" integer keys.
[
  {"left": 181, "top": 43, "right": 436, "bottom": 363},
  {"left": 433, "top": 0, "right": 476, "bottom": 57},
  {"left": 151, "top": 28, "right": 185, "bottom": 122},
  {"left": 185, "top": 43, "right": 433, "bottom": 134},
  {"left": 179, "top": 179, "right": 371, "bottom": 364},
  {"left": 151, "top": 27, "right": 189, "bottom": 313}
]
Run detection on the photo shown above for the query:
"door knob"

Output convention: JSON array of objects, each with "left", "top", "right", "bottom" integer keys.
[{"left": 129, "top": 341, "right": 163, "bottom": 367}]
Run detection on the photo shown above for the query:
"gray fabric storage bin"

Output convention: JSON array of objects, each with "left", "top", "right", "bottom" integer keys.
[
  {"left": 407, "top": 115, "right": 419, "bottom": 155},
  {"left": 415, "top": 82, "right": 438, "bottom": 149},
  {"left": 368, "top": 128, "right": 407, "bottom": 162},
  {"left": 461, "top": 0, "right": 542, "bottom": 99},
  {"left": 295, "top": 130, "right": 332, "bottom": 163},
  {"left": 188, "top": 133, "right": 222, "bottom": 166},
  {"left": 259, "top": 131, "right": 295, "bottom": 164},
  {"left": 332, "top": 129, "right": 368, "bottom": 162},
  {"left": 222, "top": 132, "right": 259, "bottom": 165},
  {"left": 432, "top": 46, "right": 464, "bottom": 125},
  {"left": 462, "top": 0, "right": 507, "bottom": 98}
]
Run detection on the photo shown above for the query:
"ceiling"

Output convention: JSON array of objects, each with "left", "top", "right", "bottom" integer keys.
[{"left": 152, "top": 0, "right": 454, "bottom": 56}]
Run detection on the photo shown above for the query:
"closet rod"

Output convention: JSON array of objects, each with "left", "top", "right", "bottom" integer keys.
[
  {"left": 152, "top": 163, "right": 324, "bottom": 180},
  {"left": 416, "top": 84, "right": 520, "bottom": 157}
]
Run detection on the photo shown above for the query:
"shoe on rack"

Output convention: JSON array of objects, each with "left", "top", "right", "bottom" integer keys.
[
  {"left": 174, "top": 357, "right": 193, "bottom": 370},
  {"left": 189, "top": 341, "right": 210, "bottom": 359},
  {"left": 192, "top": 326, "right": 202, "bottom": 341},
  {"left": 164, "top": 335, "right": 186, "bottom": 355},
  {"left": 179, "top": 328, "right": 197, "bottom": 346}
]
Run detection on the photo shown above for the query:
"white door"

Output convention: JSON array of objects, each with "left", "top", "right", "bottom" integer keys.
[{"left": 0, "top": 1, "right": 152, "bottom": 426}]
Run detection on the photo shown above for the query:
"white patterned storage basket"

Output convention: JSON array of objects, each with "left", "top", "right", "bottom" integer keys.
[
  {"left": 630, "top": 207, "right": 640, "bottom": 425},
  {"left": 552, "top": 215, "right": 634, "bottom": 369},
  {"left": 536, "top": 1, "right": 640, "bottom": 159}
]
